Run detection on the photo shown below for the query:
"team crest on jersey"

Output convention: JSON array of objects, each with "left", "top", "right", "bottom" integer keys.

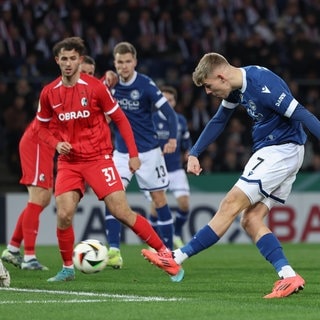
[
  {"left": 130, "top": 90, "right": 140, "bottom": 100},
  {"left": 247, "top": 101, "right": 263, "bottom": 121},
  {"left": 81, "top": 97, "right": 88, "bottom": 107}
]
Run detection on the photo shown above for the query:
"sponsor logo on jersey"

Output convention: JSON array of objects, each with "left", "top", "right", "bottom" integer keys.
[
  {"left": 58, "top": 110, "right": 90, "bottom": 121},
  {"left": 247, "top": 101, "right": 263, "bottom": 121},
  {"left": 52, "top": 103, "right": 62, "bottom": 109},
  {"left": 118, "top": 98, "right": 139, "bottom": 110},
  {"left": 275, "top": 93, "right": 286, "bottom": 106}
]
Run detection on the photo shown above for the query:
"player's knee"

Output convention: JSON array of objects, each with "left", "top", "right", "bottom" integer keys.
[
  {"left": 57, "top": 210, "right": 73, "bottom": 227},
  {"left": 220, "top": 194, "right": 241, "bottom": 219},
  {"left": 240, "top": 214, "right": 250, "bottom": 231}
]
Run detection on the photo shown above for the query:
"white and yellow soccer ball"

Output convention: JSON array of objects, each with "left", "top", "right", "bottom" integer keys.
[{"left": 72, "top": 239, "right": 108, "bottom": 274}]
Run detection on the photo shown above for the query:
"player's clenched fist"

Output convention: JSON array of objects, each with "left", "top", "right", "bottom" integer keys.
[
  {"left": 187, "top": 155, "right": 202, "bottom": 176},
  {"left": 56, "top": 141, "right": 72, "bottom": 155}
]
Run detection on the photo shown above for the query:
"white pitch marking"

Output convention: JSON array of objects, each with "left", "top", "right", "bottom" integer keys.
[
  {"left": 0, "top": 287, "right": 185, "bottom": 302},
  {"left": 0, "top": 299, "right": 112, "bottom": 304}
]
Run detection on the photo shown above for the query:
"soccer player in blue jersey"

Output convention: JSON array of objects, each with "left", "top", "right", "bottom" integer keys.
[
  {"left": 146, "top": 85, "right": 192, "bottom": 248},
  {"left": 142, "top": 52, "right": 320, "bottom": 297},
  {"left": 104, "top": 42, "right": 178, "bottom": 268}
]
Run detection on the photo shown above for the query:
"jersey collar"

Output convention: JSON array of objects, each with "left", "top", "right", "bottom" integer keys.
[
  {"left": 240, "top": 68, "right": 247, "bottom": 93},
  {"left": 119, "top": 71, "right": 137, "bottom": 86}
]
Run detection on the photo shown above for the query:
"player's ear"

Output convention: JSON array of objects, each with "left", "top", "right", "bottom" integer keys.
[{"left": 217, "top": 74, "right": 225, "bottom": 82}]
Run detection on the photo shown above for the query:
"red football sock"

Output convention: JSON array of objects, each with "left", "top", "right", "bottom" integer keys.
[
  {"left": 57, "top": 226, "right": 74, "bottom": 266},
  {"left": 22, "top": 202, "right": 43, "bottom": 255},
  {"left": 10, "top": 209, "right": 26, "bottom": 248},
  {"left": 131, "top": 214, "right": 166, "bottom": 251}
]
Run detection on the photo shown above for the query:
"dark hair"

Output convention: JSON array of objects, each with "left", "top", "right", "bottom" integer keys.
[
  {"left": 160, "top": 85, "right": 178, "bottom": 101},
  {"left": 52, "top": 37, "right": 86, "bottom": 57},
  {"left": 82, "top": 55, "right": 95, "bottom": 66}
]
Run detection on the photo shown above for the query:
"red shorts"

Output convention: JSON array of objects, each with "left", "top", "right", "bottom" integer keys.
[
  {"left": 55, "top": 157, "right": 124, "bottom": 199},
  {"left": 19, "top": 125, "right": 55, "bottom": 189}
]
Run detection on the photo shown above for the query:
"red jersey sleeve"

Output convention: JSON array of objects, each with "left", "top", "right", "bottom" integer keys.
[
  {"left": 94, "top": 81, "right": 138, "bottom": 157},
  {"left": 109, "top": 107, "right": 138, "bottom": 158},
  {"left": 36, "top": 87, "right": 59, "bottom": 149},
  {"left": 95, "top": 81, "right": 118, "bottom": 113}
]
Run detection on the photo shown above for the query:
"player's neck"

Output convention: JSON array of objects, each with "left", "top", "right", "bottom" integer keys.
[
  {"left": 62, "top": 74, "right": 80, "bottom": 87},
  {"left": 120, "top": 70, "right": 135, "bottom": 83},
  {"left": 229, "top": 67, "right": 243, "bottom": 90}
]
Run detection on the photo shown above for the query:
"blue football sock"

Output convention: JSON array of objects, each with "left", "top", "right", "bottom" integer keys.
[
  {"left": 256, "top": 233, "right": 289, "bottom": 273},
  {"left": 105, "top": 207, "right": 121, "bottom": 249},
  {"left": 174, "top": 209, "right": 189, "bottom": 237},
  {"left": 149, "top": 214, "right": 160, "bottom": 236},
  {"left": 156, "top": 204, "right": 174, "bottom": 250},
  {"left": 180, "top": 225, "right": 220, "bottom": 257}
]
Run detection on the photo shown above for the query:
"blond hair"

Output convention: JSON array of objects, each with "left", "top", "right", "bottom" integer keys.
[
  {"left": 192, "top": 53, "right": 229, "bottom": 86},
  {"left": 113, "top": 42, "right": 137, "bottom": 58}
]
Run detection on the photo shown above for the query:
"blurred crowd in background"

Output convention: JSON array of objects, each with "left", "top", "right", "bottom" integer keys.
[{"left": 1, "top": 0, "right": 320, "bottom": 190}]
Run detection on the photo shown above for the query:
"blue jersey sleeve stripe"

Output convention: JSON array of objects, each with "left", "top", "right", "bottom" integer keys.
[
  {"left": 155, "top": 96, "right": 168, "bottom": 108},
  {"left": 284, "top": 99, "right": 298, "bottom": 117},
  {"left": 222, "top": 100, "right": 238, "bottom": 109}
]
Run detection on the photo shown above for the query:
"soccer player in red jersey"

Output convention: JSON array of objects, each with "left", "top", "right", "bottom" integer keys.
[
  {"left": 35, "top": 37, "right": 169, "bottom": 282},
  {"left": 1, "top": 54, "right": 115, "bottom": 273},
  {"left": 1, "top": 118, "right": 55, "bottom": 271}
]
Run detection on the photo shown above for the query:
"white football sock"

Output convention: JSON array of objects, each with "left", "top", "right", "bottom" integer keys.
[
  {"left": 278, "top": 265, "right": 296, "bottom": 278},
  {"left": 7, "top": 245, "right": 19, "bottom": 253},
  {"left": 173, "top": 249, "right": 188, "bottom": 264},
  {"left": 23, "top": 255, "right": 36, "bottom": 262}
]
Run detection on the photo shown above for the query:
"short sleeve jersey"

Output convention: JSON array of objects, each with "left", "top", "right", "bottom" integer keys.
[{"left": 37, "top": 73, "right": 118, "bottom": 161}]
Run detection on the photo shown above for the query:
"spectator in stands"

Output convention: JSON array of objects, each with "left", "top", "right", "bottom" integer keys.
[{"left": 2, "top": 0, "right": 320, "bottom": 191}]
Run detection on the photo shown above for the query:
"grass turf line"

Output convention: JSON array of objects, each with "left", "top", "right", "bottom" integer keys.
[{"left": 0, "top": 243, "right": 319, "bottom": 320}]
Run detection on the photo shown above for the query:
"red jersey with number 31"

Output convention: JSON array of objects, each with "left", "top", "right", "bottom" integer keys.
[{"left": 37, "top": 73, "right": 119, "bottom": 161}]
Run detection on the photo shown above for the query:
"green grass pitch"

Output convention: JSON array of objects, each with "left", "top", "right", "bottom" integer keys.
[{"left": 0, "top": 243, "right": 319, "bottom": 320}]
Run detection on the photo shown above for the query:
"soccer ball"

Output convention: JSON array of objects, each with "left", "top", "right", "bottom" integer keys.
[{"left": 72, "top": 239, "right": 108, "bottom": 274}]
